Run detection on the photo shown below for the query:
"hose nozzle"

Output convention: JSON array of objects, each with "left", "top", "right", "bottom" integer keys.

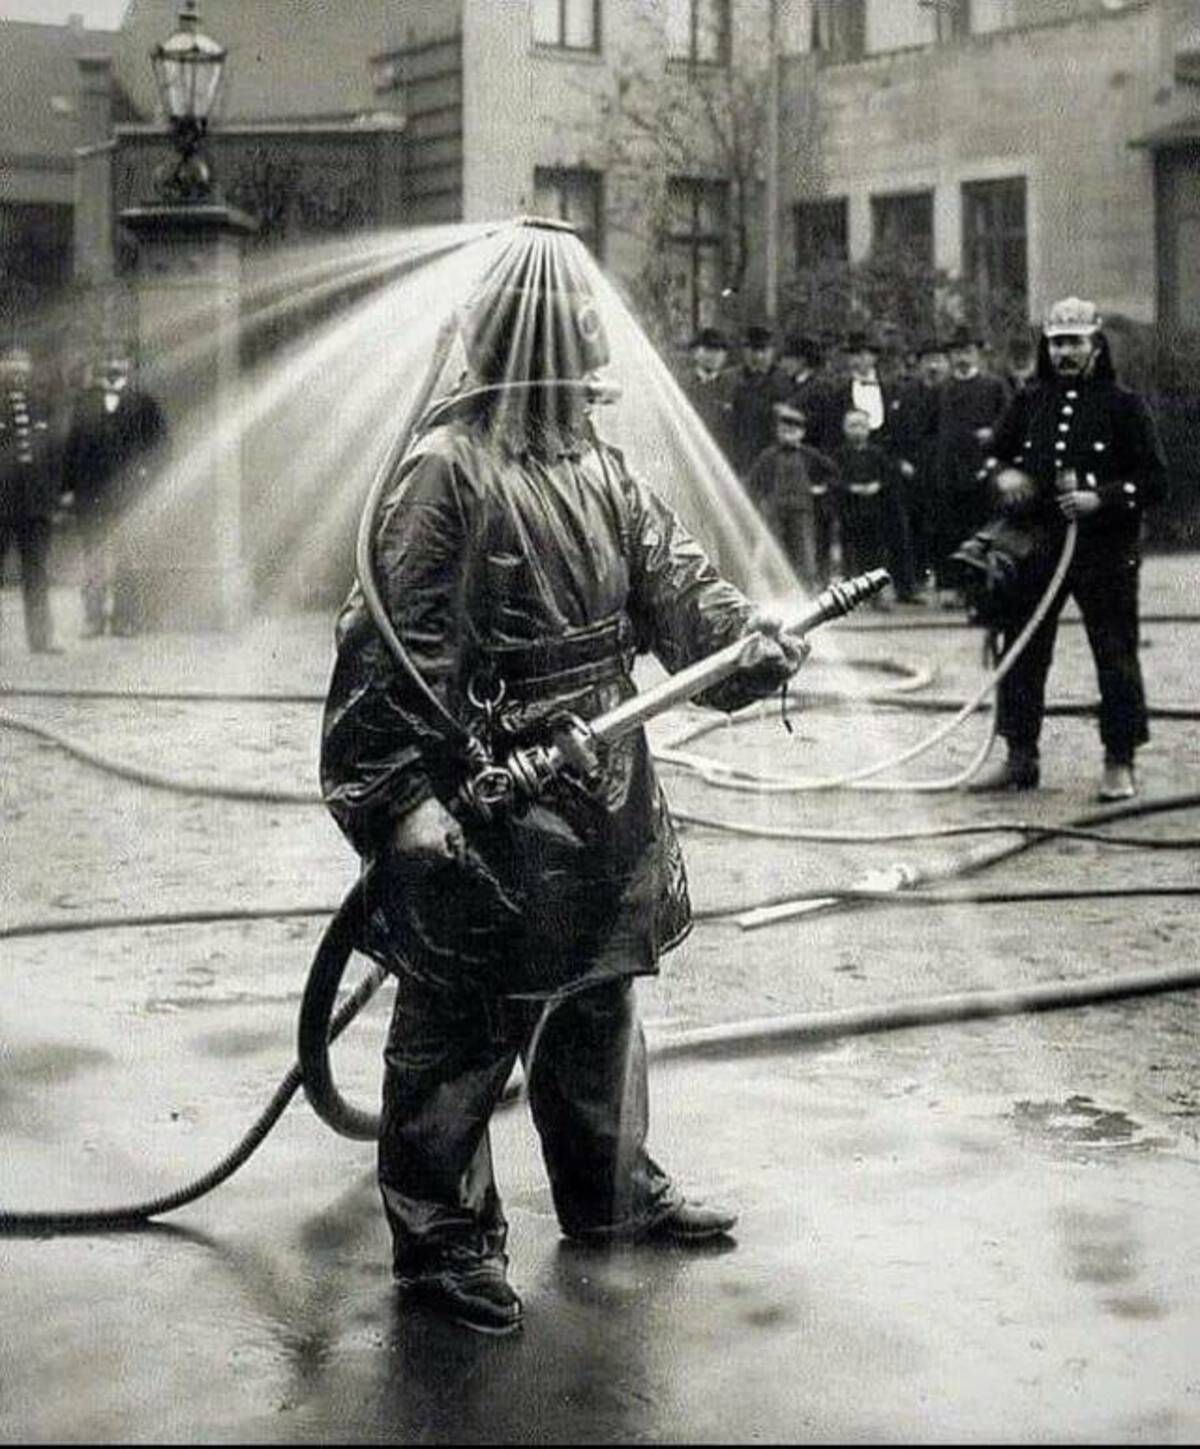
[{"left": 793, "top": 569, "right": 891, "bottom": 635}]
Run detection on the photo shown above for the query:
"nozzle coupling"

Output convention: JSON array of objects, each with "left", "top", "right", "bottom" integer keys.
[{"left": 458, "top": 714, "right": 601, "bottom": 821}]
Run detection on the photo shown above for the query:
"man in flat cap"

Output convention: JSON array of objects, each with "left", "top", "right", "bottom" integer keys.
[
  {"left": 970, "top": 297, "right": 1168, "bottom": 801},
  {"left": 744, "top": 398, "right": 839, "bottom": 590}
]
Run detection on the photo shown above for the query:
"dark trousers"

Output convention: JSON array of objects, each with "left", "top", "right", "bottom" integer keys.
[
  {"left": 78, "top": 512, "right": 144, "bottom": 634},
  {"left": 901, "top": 480, "right": 933, "bottom": 586},
  {"left": 996, "top": 547, "right": 1148, "bottom": 763},
  {"left": 0, "top": 517, "right": 54, "bottom": 651},
  {"left": 379, "top": 972, "right": 678, "bottom": 1273}
]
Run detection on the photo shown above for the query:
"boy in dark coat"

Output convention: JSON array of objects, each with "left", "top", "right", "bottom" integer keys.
[
  {"left": 831, "top": 406, "right": 911, "bottom": 606},
  {"left": 744, "top": 400, "right": 839, "bottom": 590}
]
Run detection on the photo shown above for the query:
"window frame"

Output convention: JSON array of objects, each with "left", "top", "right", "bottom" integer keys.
[
  {"left": 531, "top": 165, "right": 605, "bottom": 259},
  {"left": 810, "top": 0, "right": 866, "bottom": 64},
  {"left": 666, "top": 0, "right": 732, "bottom": 69},
  {"left": 531, "top": 0, "right": 602, "bottom": 54},
  {"left": 870, "top": 188, "right": 935, "bottom": 267},
  {"left": 961, "top": 175, "right": 1029, "bottom": 315},
  {"left": 666, "top": 174, "right": 730, "bottom": 336},
  {"left": 792, "top": 196, "right": 850, "bottom": 271}
]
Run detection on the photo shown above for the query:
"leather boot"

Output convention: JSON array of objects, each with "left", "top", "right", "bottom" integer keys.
[
  {"left": 1097, "top": 760, "right": 1136, "bottom": 802},
  {"left": 967, "top": 748, "right": 1040, "bottom": 793},
  {"left": 638, "top": 1198, "right": 739, "bottom": 1244},
  {"left": 395, "top": 1246, "right": 523, "bottom": 1336}
]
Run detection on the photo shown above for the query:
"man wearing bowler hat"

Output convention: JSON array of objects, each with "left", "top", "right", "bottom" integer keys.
[
  {"left": 932, "top": 324, "right": 1010, "bottom": 604},
  {"left": 726, "top": 323, "right": 794, "bottom": 479},
  {"left": 682, "top": 325, "right": 734, "bottom": 458}
]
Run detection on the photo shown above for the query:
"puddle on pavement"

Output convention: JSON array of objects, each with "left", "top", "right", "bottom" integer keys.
[{"left": 1008, "top": 1094, "right": 1172, "bottom": 1157}]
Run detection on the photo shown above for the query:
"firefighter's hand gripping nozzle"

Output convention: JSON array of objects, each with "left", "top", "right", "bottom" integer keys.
[{"left": 457, "top": 568, "right": 890, "bottom": 822}]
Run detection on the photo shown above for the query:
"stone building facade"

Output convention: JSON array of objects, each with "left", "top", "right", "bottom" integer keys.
[{"left": 5, "top": 1, "right": 1200, "bottom": 350}]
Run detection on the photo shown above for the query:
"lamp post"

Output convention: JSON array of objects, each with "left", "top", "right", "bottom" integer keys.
[
  {"left": 765, "top": 0, "right": 780, "bottom": 326},
  {"left": 119, "top": 1, "right": 255, "bottom": 630},
  {"left": 150, "top": 0, "right": 226, "bottom": 204}
]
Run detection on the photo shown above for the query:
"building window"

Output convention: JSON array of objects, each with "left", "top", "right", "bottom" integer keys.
[
  {"left": 919, "top": 0, "right": 971, "bottom": 42},
  {"left": 962, "top": 176, "right": 1028, "bottom": 315},
  {"left": 666, "top": 0, "right": 731, "bottom": 66},
  {"left": 532, "top": 166, "right": 604, "bottom": 258},
  {"left": 811, "top": 0, "right": 866, "bottom": 63},
  {"left": 793, "top": 197, "right": 849, "bottom": 269},
  {"left": 871, "top": 190, "right": 934, "bottom": 268},
  {"left": 532, "top": 0, "right": 600, "bottom": 52},
  {"left": 666, "top": 176, "right": 728, "bottom": 336}
]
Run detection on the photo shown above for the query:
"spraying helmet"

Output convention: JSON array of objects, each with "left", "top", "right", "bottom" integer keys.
[{"left": 458, "top": 220, "right": 610, "bottom": 388}]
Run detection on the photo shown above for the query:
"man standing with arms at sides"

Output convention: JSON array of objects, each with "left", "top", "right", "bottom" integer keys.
[
  {"left": 62, "top": 349, "right": 168, "bottom": 637},
  {"left": 744, "top": 399, "right": 839, "bottom": 591},
  {"left": 681, "top": 325, "right": 733, "bottom": 460},
  {"left": 890, "top": 336, "right": 949, "bottom": 597},
  {"left": 0, "top": 343, "right": 62, "bottom": 656},
  {"left": 968, "top": 298, "right": 1168, "bottom": 801},
  {"left": 932, "top": 325, "right": 1010, "bottom": 605},
  {"left": 727, "top": 323, "right": 794, "bottom": 479}
]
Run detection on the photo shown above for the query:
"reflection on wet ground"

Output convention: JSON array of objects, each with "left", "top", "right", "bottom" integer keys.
[
  {"left": 1010, "top": 1093, "right": 1175, "bottom": 1155},
  {"left": 6, "top": 1030, "right": 1200, "bottom": 1442}
]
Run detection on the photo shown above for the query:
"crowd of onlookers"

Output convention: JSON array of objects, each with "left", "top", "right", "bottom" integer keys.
[{"left": 677, "top": 321, "right": 1038, "bottom": 608}]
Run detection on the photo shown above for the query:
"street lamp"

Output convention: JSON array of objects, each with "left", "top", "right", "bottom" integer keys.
[{"left": 150, "top": 0, "right": 227, "bottom": 203}]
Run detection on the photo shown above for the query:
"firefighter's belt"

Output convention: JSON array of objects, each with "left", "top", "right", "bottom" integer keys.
[{"left": 472, "top": 614, "right": 635, "bottom": 702}]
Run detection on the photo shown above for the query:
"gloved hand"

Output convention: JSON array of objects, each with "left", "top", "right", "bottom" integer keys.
[
  {"left": 740, "top": 609, "right": 811, "bottom": 688},
  {"left": 390, "top": 794, "right": 466, "bottom": 864},
  {"left": 1057, "top": 487, "right": 1100, "bottom": 521}
]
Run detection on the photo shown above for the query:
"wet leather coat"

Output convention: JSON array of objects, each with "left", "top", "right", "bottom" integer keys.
[{"left": 322, "top": 414, "right": 776, "bottom": 999}]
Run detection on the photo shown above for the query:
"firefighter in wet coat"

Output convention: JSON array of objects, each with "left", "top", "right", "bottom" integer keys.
[{"left": 320, "top": 229, "right": 806, "bottom": 1335}]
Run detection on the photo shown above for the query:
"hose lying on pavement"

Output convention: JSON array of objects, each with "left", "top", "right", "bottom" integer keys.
[
  {"left": 4, "top": 787, "right": 1199, "bottom": 1234},
  {"left": 722, "top": 788, "right": 1200, "bottom": 931}
]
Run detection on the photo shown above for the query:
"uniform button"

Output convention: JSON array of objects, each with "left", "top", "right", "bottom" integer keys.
[
  {"left": 1058, "top": 423, "right": 1070, "bottom": 433},
  {"left": 1066, "top": 390, "right": 1078, "bottom": 399},
  {"left": 1094, "top": 441, "right": 1106, "bottom": 451},
  {"left": 1123, "top": 482, "right": 1136, "bottom": 494},
  {"left": 1061, "top": 405, "right": 1074, "bottom": 416},
  {"left": 1055, "top": 441, "right": 1067, "bottom": 451}
]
